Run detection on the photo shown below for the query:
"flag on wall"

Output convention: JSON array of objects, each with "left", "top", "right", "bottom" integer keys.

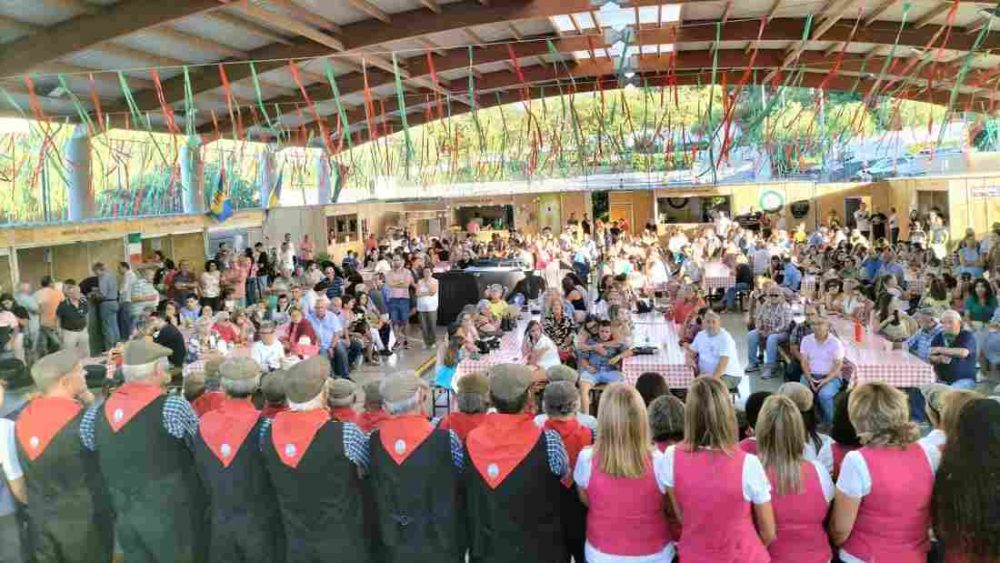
[
  {"left": 209, "top": 163, "right": 233, "bottom": 222},
  {"left": 331, "top": 162, "right": 348, "bottom": 203},
  {"left": 267, "top": 167, "right": 283, "bottom": 209},
  {"left": 126, "top": 233, "right": 142, "bottom": 265}
]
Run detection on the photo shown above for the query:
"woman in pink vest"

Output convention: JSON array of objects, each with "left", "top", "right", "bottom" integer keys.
[
  {"left": 933, "top": 398, "right": 1000, "bottom": 563},
  {"left": 830, "top": 381, "right": 941, "bottom": 563},
  {"left": 656, "top": 377, "right": 775, "bottom": 562},
  {"left": 756, "top": 395, "right": 834, "bottom": 563},
  {"left": 573, "top": 384, "right": 674, "bottom": 562}
]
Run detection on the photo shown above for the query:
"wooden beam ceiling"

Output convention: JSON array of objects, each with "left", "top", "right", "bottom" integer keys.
[{"left": 347, "top": 0, "right": 392, "bottom": 23}]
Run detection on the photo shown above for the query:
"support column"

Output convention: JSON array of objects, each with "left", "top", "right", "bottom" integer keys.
[
  {"left": 180, "top": 139, "right": 205, "bottom": 215},
  {"left": 65, "top": 124, "right": 94, "bottom": 222},
  {"left": 316, "top": 154, "right": 331, "bottom": 205},
  {"left": 259, "top": 147, "right": 276, "bottom": 207}
]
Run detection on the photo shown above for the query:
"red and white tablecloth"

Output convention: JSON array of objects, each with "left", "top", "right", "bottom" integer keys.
[
  {"left": 827, "top": 317, "right": 934, "bottom": 388},
  {"left": 702, "top": 275, "right": 736, "bottom": 292},
  {"left": 802, "top": 275, "right": 819, "bottom": 295},
  {"left": 622, "top": 315, "right": 695, "bottom": 389},
  {"left": 455, "top": 319, "right": 527, "bottom": 377},
  {"left": 803, "top": 274, "right": 924, "bottom": 297}
]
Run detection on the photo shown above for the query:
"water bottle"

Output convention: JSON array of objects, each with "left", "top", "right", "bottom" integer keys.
[{"left": 853, "top": 318, "right": 863, "bottom": 343}]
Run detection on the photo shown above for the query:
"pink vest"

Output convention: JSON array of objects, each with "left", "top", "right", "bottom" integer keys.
[
  {"left": 738, "top": 437, "right": 758, "bottom": 455},
  {"left": 831, "top": 442, "right": 859, "bottom": 479},
  {"left": 674, "top": 448, "right": 770, "bottom": 563},
  {"left": 586, "top": 454, "right": 672, "bottom": 557},
  {"left": 842, "top": 444, "right": 933, "bottom": 563},
  {"left": 767, "top": 461, "right": 832, "bottom": 563}
]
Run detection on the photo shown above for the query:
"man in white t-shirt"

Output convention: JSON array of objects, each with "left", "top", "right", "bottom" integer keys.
[
  {"left": 686, "top": 311, "right": 743, "bottom": 390},
  {"left": 251, "top": 322, "right": 285, "bottom": 372},
  {"left": 799, "top": 317, "right": 845, "bottom": 424},
  {"left": 853, "top": 202, "right": 871, "bottom": 240}
]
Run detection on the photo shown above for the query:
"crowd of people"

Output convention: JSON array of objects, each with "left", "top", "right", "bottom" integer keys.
[{"left": 0, "top": 205, "right": 999, "bottom": 562}]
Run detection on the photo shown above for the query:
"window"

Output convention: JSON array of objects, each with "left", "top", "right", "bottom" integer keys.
[{"left": 327, "top": 214, "right": 359, "bottom": 244}]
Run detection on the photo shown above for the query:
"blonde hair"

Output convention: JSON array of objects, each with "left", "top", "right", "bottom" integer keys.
[
  {"left": 595, "top": 384, "right": 651, "bottom": 478},
  {"left": 848, "top": 381, "right": 919, "bottom": 446},
  {"left": 683, "top": 377, "right": 738, "bottom": 451},
  {"left": 756, "top": 395, "right": 806, "bottom": 495},
  {"left": 940, "top": 389, "right": 983, "bottom": 444}
]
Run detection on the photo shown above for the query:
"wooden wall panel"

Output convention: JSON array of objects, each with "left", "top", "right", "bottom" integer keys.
[
  {"left": 0, "top": 256, "right": 13, "bottom": 294},
  {"left": 170, "top": 233, "right": 207, "bottom": 273},
  {"left": 17, "top": 247, "right": 52, "bottom": 286},
  {"left": 52, "top": 242, "right": 91, "bottom": 284}
]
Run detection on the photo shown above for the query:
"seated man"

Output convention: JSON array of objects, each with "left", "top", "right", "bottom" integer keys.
[
  {"left": 928, "top": 309, "right": 977, "bottom": 390},
  {"left": 746, "top": 287, "right": 793, "bottom": 379},
  {"left": 577, "top": 320, "right": 629, "bottom": 414}
]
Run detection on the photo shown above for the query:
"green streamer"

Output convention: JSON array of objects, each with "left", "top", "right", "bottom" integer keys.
[
  {"left": 249, "top": 61, "right": 279, "bottom": 138},
  {"left": 391, "top": 53, "right": 413, "bottom": 176},
  {"left": 939, "top": 2, "right": 998, "bottom": 145},
  {"left": 468, "top": 46, "right": 485, "bottom": 152},
  {"left": 117, "top": 72, "right": 144, "bottom": 126},
  {"left": 864, "top": 3, "right": 911, "bottom": 104},
  {"left": 322, "top": 59, "right": 353, "bottom": 149},
  {"left": 182, "top": 66, "right": 196, "bottom": 137},
  {"left": 56, "top": 75, "right": 96, "bottom": 135}
]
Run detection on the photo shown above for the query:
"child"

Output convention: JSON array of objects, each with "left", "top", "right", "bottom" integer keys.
[
  {"left": 738, "top": 391, "right": 773, "bottom": 455},
  {"left": 574, "top": 384, "right": 674, "bottom": 562},
  {"left": 436, "top": 372, "right": 489, "bottom": 442},
  {"left": 357, "top": 378, "right": 390, "bottom": 433},
  {"left": 756, "top": 395, "right": 834, "bottom": 563}
]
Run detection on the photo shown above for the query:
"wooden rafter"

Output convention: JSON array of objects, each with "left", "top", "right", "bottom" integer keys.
[
  {"left": 235, "top": 3, "right": 345, "bottom": 51},
  {"left": 913, "top": 2, "right": 953, "bottom": 29},
  {"left": 417, "top": 37, "right": 446, "bottom": 57},
  {"left": 155, "top": 28, "right": 247, "bottom": 59},
  {"left": 465, "top": 28, "right": 487, "bottom": 46},
  {"left": 0, "top": 15, "right": 39, "bottom": 34},
  {"left": 864, "top": 0, "right": 898, "bottom": 26},
  {"left": 347, "top": 0, "right": 391, "bottom": 24},
  {"left": 202, "top": 12, "right": 294, "bottom": 46},
  {"left": 507, "top": 23, "right": 523, "bottom": 40},
  {"left": 420, "top": 0, "right": 441, "bottom": 14},
  {"left": 266, "top": 0, "right": 341, "bottom": 34},
  {"left": 767, "top": 0, "right": 785, "bottom": 21},
  {"left": 812, "top": 0, "right": 856, "bottom": 41},
  {"left": 93, "top": 43, "right": 186, "bottom": 69}
]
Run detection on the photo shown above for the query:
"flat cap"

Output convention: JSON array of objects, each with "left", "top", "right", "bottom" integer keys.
[
  {"left": 489, "top": 364, "right": 534, "bottom": 403},
  {"left": 456, "top": 372, "right": 489, "bottom": 396},
  {"left": 203, "top": 356, "right": 225, "bottom": 381},
  {"left": 30, "top": 350, "right": 81, "bottom": 390},
  {"left": 380, "top": 372, "right": 426, "bottom": 404},
  {"left": 260, "top": 370, "right": 286, "bottom": 403},
  {"left": 921, "top": 383, "right": 951, "bottom": 416},
  {"left": 258, "top": 321, "right": 276, "bottom": 334},
  {"left": 326, "top": 378, "right": 357, "bottom": 408},
  {"left": 546, "top": 365, "right": 580, "bottom": 384},
  {"left": 542, "top": 381, "right": 579, "bottom": 416},
  {"left": 219, "top": 357, "right": 260, "bottom": 382},
  {"left": 123, "top": 340, "right": 172, "bottom": 366},
  {"left": 363, "top": 378, "right": 383, "bottom": 404},
  {"left": 777, "top": 382, "right": 814, "bottom": 412},
  {"left": 284, "top": 356, "right": 329, "bottom": 403},
  {"left": 648, "top": 394, "right": 686, "bottom": 439}
]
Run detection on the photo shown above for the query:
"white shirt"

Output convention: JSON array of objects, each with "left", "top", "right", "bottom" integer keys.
[
  {"left": 415, "top": 280, "right": 439, "bottom": 312},
  {"left": 835, "top": 441, "right": 942, "bottom": 563},
  {"left": 575, "top": 447, "right": 675, "bottom": 563},
  {"left": 374, "top": 259, "right": 392, "bottom": 275},
  {"left": 800, "top": 334, "right": 845, "bottom": 376},
  {"left": 690, "top": 329, "right": 743, "bottom": 378},
  {"left": 918, "top": 429, "right": 946, "bottom": 450},
  {"left": 0, "top": 419, "right": 23, "bottom": 517},
  {"left": 656, "top": 445, "right": 772, "bottom": 504},
  {"left": 252, "top": 339, "right": 286, "bottom": 371},
  {"left": 530, "top": 334, "right": 561, "bottom": 369},
  {"left": 119, "top": 269, "right": 137, "bottom": 303},
  {"left": 804, "top": 433, "right": 835, "bottom": 475},
  {"left": 752, "top": 247, "right": 772, "bottom": 275}
]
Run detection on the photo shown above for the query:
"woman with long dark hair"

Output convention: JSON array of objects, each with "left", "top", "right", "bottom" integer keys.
[
  {"left": 933, "top": 399, "right": 1000, "bottom": 563},
  {"left": 920, "top": 276, "right": 951, "bottom": 311}
]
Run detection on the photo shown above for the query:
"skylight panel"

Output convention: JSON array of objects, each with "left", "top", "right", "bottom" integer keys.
[
  {"left": 551, "top": 15, "right": 575, "bottom": 32},
  {"left": 660, "top": 4, "right": 681, "bottom": 23}
]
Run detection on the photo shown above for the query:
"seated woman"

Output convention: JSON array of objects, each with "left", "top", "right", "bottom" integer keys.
[
  {"left": 474, "top": 300, "right": 502, "bottom": 338},
  {"left": 919, "top": 276, "right": 950, "bottom": 311},
  {"left": 563, "top": 277, "right": 589, "bottom": 323},
  {"left": 268, "top": 293, "right": 292, "bottom": 324},
  {"left": 212, "top": 311, "right": 239, "bottom": 345},
  {"left": 872, "top": 293, "right": 917, "bottom": 344},
  {"left": 822, "top": 279, "right": 846, "bottom": 313},
  {"left": 522, "top": 320, "right": 561, "bottom": 380},
  {"left": 278, "top": 306, "right": 318, "bottom": 358},
  {"left": 670, "top": 286, "right": 705, "bottom": 327},
  {"left": 543, "top": 299, "right": 577, "bottom": 365}
]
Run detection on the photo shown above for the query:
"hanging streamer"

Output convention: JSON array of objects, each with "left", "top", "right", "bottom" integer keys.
[{"left": 391, "top": 53, "right": 414, "bottom": 176}]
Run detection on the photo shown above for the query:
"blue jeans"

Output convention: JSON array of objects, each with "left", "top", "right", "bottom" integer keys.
[
  {"left": 746, "top": 330, "right": 788, "bottom": 367},
  {"left": 724, "top": 282, "right": 751, "bottom": 310},
  {"left": 98, "top": 301, "right": 121, "bottom": 351},
  {"left": 330, "top": 339, "right": 365, "bottom": 377},
  {"left": 802, "top": 374, "right": 843, "bottom": 425},
  {"left": 948, "top": 378, "right": 977, "bottom": 390},
  {"left": 580, "top": 369, "right": 622, "bottom": 384}
]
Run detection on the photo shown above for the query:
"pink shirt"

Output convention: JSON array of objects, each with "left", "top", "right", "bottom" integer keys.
[
  {"left": 385, "top": 269, "right": 412, "bottom": 300},
  {"left": 799, "top": 333, "right": 845, "bottom": 375}
]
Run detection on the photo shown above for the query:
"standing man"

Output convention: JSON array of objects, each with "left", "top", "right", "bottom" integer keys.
[
  {"left": 192, "top": 358, "right": 283, "bottom": 562},
  {"left": 55, "top": 283, "right": 90, "bottom": 356},
  {"left": 171, "top": 260, "right": 198, "bottom": 303},
  {"left": 81, "top": 340, "right": 207, "bottom": 562},
  {"left": 928, "top": 310, "right": 977, "bottom": 389},
  {"left": 854, "top": 201, "right": 871, "bottom": 242},
  {"left": 92, "top": 263, "right": 120, "bottom": 350},
  {"left": 261, "top": 356, "right": 370, "bottom": 562},
  {"left": 798, "top": 317, "right": 845, "bottom": 424},
  {"left": 368, "top": 373, "right": 466, "bottom": 561},
  {"left": 33, "top": 276, "right": 63, "bottom": 356},
  {"left": 118, "top": 262, "right": 136, "bottom": 340},
  {"left": 385, "top": 255, "right": 415, "bottom": 349},
  {"left": 14, "top": 351, "right": 113, "bottom": 562},
  {"left": 465, "top": 364, "right": 569, "bottom": 563}
]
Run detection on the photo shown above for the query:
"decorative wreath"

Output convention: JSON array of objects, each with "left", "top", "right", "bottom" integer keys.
[
  {"left": 666, "top": 197, "right": 689, "bottom": 209},
  {"left": 759, "top": 190, "right": 785, "bottom": 213}
]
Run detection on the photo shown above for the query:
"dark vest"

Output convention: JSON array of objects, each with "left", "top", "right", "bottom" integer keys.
[
  {"left": 465, "top": 435, "right": 566, "bottom": 563},
  {"left": 93, "top": 393, "right": 208, "bottom": 563},
  {"left": 15, "top": 398, "right": 113, "bottom": 563},
  {"left": 369, "top": 423, "right": 465, "bottom": 562},
  {"left": 192, "top": 412, "right": 285, "bottom": 563},
  {"left": 261, "top": 418, "right": 369, "bottom": 563}
]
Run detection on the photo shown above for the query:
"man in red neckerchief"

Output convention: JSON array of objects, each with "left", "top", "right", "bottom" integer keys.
[
  {"left": 367, "top": 372, "right": 466, "bottom": 562},
  {"left": 261, "top": 356, "right": 371, "bottom": 562},
  {"left": 14, "top": 350, "right": 113, "bottom": 562},
  {"left": 80, "top": 340, "right": 208, "bottom": 562},
  {"left": 435, "top": 371, "right": 489, "bottom": 442},
  {"left": 259, "top": 370, "right": 288, "bottom": 419},
  {"left": 357, "top": 378, "right": 389, "bottom": 433},
  {"left": 541, "top": 381, "right": 593, "bottom": 563},
  {"left": 465, "top": 364, "right": 570, "bottom": 563},
  {"left": 326, "top": 378, "right": 358, "bottom": 423},
  {"left": 191, "top": 357, "right": 283, "bottom": 562},
  {"left": 188, "top": 356, "right": 226, "bottom": 418}
]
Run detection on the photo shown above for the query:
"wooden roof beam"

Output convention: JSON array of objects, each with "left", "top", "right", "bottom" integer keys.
[
  {"left": 420, "top": 0, "right": 441, "bottom": 14},
  {"left": 265, "top": 0, "right": 342, "bottom": 34},
  {"left": 913, "top": 2, "right": 953, "bottom": 29},
  {"left": 864, "top": 0, "right": 897, "bottom": 26},
  {"left": 812, "top": 0, "right": 857, "bottom": 40},
  {"left": 417, "top": 37, "right": 446, "bottom": 56},
  {"left": 155, "top": 28, "right": 247, "bottom": 59},
  {"left": 202, "top": 12, "right": 294, "bottom": 46},
  {"left": 347, "top": 0, "right": 392, "bottom": 24},
  {"left": 235, "top": 3, "right": 345, "bottom": 51}
]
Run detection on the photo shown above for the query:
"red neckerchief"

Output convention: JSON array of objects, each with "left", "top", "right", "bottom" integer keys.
[
  {"left": 271, "top": 409, "right": 329, "bottom": 469},
  {"left": 199, "top": 399, "right": 260, "bottom": 467},
  {"left": 192, "top": 391, "right": 226, "bottom": 418},
  {"left": 357, "top": 409, "right": 389, "bottom": 433},
  {"left": 16, "top": 396, "right": 82, "bottom": 461},
  {"left": 544, "top": 418, "right": 592, "bottom": 469},
  {"left": 104, "top": 382, "right": 163, "bottom": 433},
  {"left": 466, "top": 413, "right": 542, "bottom": 489},
  {"left": 328, "top": 406, "right": 358, "bottom": 424},
  {"left": 378, "top": 414, "right": 434, "bottom": 465},
  {"left": 260, "top": 404, "right": 288, "bottom": 419},
  {"left": 438, "top": 412, "right": 487, "bottom": 442}
]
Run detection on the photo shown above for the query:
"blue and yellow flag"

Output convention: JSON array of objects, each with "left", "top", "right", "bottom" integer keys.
[
  {"left": 209, "top": 163, "right": 233, "bottom": 222},
  {"left": 267, "top": 167, "right": 283, "bottom": 209}
]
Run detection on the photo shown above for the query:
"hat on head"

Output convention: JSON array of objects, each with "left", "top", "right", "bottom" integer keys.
[
  {"left": 380, "top": 372, "right": 426, "bottom": 404},
  {"left": 546, "top": 365, "right": 579, "bottom": 384},
  {"left": 777, "top": 382, "right": 815, "bottom": 412},
  {"left": 123, "top": 340, "right": 172, "bottom": 366},
  {"left": 915, "top": 307, "right": 941, "bottom": 319},
  {"left": 456, "top": 372, "right": 489, "bottom": 396},
  {"left": 283, "top": 356, "right": 329, "bottom": 403},
  {"left": 260, "top": 370, "right": 286, "bottom": 403},
  {"left": 363, "top": 378, "right": 383, "bottom": 405},
  {"left": 203, "top": 356, "right": 225, "bottom": 382},
  {"left": 258, "top": 321, "right": 276, "bottom": 334},
  {"left": 648, "top": 394, "right": 686, "bottom": 440},
  {"left": 488, "top": 364, "right": 534, "bottom": 403},
  {"left": 920, "top": 383, "right": 951, "bottom": 418},
  {"left": 219, "top": 357, "right": 260, "bottom": 382},
  {"left": 326, "top": 378, "right": 357, "bottom": 408},
  {"left": 542, "top": 381, "right": 578, "bottom": 416},
  {"left": 30, "top": 349, "right": 81, "bottom": 390}
]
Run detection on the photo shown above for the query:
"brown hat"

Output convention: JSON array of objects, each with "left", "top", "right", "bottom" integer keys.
[
  {"left": 778, "top": 382, "right": 815, "bottom": 412},
  {"left": 380, "top": 372, "right": 426, "bottom": 404},
  {"left": 260, "top": 370, "right": 286, "bottom": 403},
  {"left": 542, "top": 381, "right": 578, "bottom": 416},
  {"left": 30, "top": 350, "right": 81, "bottom": 390},
  {"left": 456, "top": 372, "right": 489, "bottom": 396},
  {"left": 326, "top": 378, "right": 357, "bottom": 408},
  {"left": 204, "top": 356, "right": 225, "bottom": 382},
  {"left": 284, "top": 356, "right": 329, "bottom": 403},
  {"left": 546, "top": 365, "right": 579, "bottom": 384},
  {"left": 123, "top": 340, "right": 172, "bottom": 366},
  {"left": 362, "top": 378, "right": 383, "bottom": 405},
  {"left": 488, "top": 364, "right": 534, "bottom": 403},
  {"left": 219, "top": 357, "right": 260, "bottom": 382}
]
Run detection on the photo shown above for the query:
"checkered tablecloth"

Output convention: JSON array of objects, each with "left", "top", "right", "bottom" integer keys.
[
  {"left": 827, "top": 317, "right": 935, "bottom": 388},
  {"left": 904, "top": 276, "right": 924, "bottom": 296},
  {"left": 702, "top": 275, "right": 736, "bottom": 292},
  {"left": 803, "top": 274, "right": 924, "bottom": 297},
  {"left": 455, "top": 319, "right": 528, "bottom": 377},
  {"left": 802, "top": 275, "right": 819, "bottom": 295},
  {"left": 622, "top": 315, "right": 695, "bottom": 389}
]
